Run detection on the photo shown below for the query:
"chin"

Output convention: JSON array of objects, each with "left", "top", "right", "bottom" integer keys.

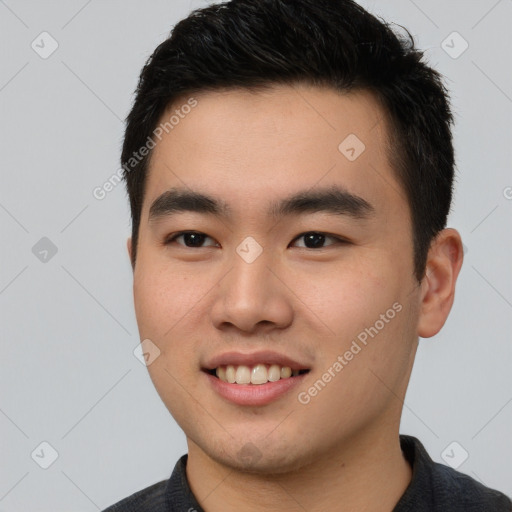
[{"left": 204, "top": 438, "right": 317, "bottom": 475}]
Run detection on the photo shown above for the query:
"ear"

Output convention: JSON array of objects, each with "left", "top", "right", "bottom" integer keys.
[
  {"left": 127, "top": 237, "right": 134, "bottom": 271},
  {"left": 417, "top": 228, "right": 464, "bottom": 338}
]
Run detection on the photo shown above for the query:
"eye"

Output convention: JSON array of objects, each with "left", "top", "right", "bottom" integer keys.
[
  {"left": 163, "top": 230, "right": 348, "bottom": 250},
  {"left": 290, "top": 231, "right": 347, "bottom": 249},
  {"left": 164, "top": 231, "right": 219, "bottom": 248}
]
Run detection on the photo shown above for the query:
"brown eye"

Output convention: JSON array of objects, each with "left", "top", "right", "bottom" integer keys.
[
  {"left": 165, "top": 231, "right": 218, "bottom": 248},
  {"left": 291, "top": 232, "right": 346, "bottom": 249}
]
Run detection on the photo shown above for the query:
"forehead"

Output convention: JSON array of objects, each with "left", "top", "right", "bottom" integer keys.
[{"left": 143, "top": 84, "right": 407, "bottom": 222}]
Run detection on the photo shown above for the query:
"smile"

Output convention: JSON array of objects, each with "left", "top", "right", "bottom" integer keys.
[
  {"left": 202, "top": 351, "right": 312, "bottom": 405},
  {"left": 210, "top": 364, "right": 310, "bottom": 385}
]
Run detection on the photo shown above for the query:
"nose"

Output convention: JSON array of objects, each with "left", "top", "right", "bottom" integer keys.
[{"left": 210, "top": 250, "right": 294, "bottom": 335}]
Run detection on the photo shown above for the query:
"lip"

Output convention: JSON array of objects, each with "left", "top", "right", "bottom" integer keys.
[
  {"left": 202, "top": 350, "right": 310, "bottom": 371},
  {"left": 204, "top": 371, "right": 308, "bottom": 406}
]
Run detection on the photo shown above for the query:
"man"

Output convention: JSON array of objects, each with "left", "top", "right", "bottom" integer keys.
[{"left": 104, "top": 0, "right": 512, "bottom": 510}]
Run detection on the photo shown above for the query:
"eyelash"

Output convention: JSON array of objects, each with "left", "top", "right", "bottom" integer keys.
[{"left": 163, "top": 231, "right": 349, "bottom": 249}]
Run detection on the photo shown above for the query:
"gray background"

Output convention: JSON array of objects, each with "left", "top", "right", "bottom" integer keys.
[{"left": 1, "top": 0, "right": 511, "bottom": 510}]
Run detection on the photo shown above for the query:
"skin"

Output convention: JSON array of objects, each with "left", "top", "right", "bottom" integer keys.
[{"left": 127, "top": 84, "right": 464, "bottom": 511}]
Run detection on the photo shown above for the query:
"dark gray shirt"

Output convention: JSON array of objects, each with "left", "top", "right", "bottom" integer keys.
[{"left": 103, "top": 435, "right": 512, "bottom": 511}]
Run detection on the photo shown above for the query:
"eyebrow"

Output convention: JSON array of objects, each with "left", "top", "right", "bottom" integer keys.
[{"left": 148, "top": 185, "right": 375, "bottom": 223}]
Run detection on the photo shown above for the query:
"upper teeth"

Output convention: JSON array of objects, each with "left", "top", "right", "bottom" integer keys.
[{"left": 216, "top": 364, "right": 301, "bottom": 385}]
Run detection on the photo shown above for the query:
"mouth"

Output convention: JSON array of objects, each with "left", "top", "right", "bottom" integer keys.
[
  {"left": 201, "top": 351, "right": 312, "bottom": 405},
  {"left": 204, "top": 364, "right": 310, "bottom": 385}
]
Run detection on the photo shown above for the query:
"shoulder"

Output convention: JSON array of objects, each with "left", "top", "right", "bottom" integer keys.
[
  {"left": 102, "top": 480, "right": 168, "bottom": 512},
  {"left": 430, "top": 461, "right": 512, "bottom": 510},
  {"left": 398, "top": 435, "right": 512, "bottom": 512}
]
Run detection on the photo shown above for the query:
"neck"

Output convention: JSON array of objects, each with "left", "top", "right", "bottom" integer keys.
[{"left": 186, "top": 425, "right": 412, "bottom": 512}]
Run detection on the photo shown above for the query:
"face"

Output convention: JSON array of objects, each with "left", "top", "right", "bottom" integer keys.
[{"left": 130, "top": 85, "right": 423, "bottom": 473}]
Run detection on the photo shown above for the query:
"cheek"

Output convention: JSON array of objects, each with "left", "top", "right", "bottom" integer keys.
[
  {"left": 298, "top": 303, "right": 417, "bottom": 438},
  {"left": 133, "top": 262, "right": 203, "bottom": 339},
  {"left": 133, "top": 272, "right": 166, "bottom": 338},
  {"left": 132, "top": 262, "right": 215, "bottom": 383},
  {"left": 293, "top": 259, "right": 414, "bottom": 376},
  {"left": 292, "top": 263, "right": 393, "bottom": 333}
]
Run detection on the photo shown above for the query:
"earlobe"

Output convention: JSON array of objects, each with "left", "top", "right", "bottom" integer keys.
[{"left": 417, "top": 228, "right": 464, "bottom": 338}]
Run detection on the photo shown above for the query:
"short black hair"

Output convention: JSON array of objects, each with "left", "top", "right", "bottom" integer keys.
[{"left": 122, "top": 0, "right": 455, "bottom": 281}]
